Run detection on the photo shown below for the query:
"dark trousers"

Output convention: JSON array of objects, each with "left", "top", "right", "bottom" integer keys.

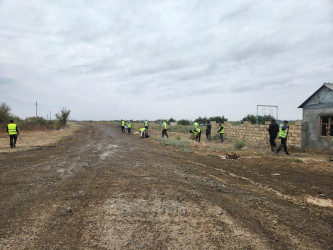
[
  {"left": 196, "top": 131, "right": 202, "bottom": 142},
  {"left": 145, "top": 126, "right": 148, "bottom": 130},
  {"left": 9, "top": 135, "right": 17, "bottom": 148},
  {"left": 121, "top": 126, "right": 125, "bottom": 133},
  {"left": 206, "top": 130, "right": 211, "bottom": 141},
  {"left": 219, "top": 133, "right": 224, "bottom": 142},
  {"left": 269, "top": 134, "right": 277, "bottom": 150},
  {"left": 128, "top": 128, "right": 131, "bottom": 134},
  {"left": 162, "top": 129, "right": 168, "bottom": 138},
  {"left": 277, "top": 138, "right": 289, "bottom": 154},
  {"left": 141, "top": 131, "right": 150, "bottom": 138}
]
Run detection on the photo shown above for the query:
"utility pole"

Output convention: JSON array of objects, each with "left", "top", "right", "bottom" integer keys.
[
  {"left": 50, "top": 111, "right": 51, "bottom": 121},
  {"left": 35, "top": 101, "right": 38, "bottom": 118}
]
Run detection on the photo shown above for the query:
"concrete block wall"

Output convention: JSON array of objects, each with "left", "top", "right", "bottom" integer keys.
[{"left": 211, "top": 121, "right": 302, "bottom": 147}]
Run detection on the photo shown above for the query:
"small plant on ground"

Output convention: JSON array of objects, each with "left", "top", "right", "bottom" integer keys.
[
  {"left": 157, "top": 138, "right": 193, "bottom": 152},
  {"left": 176, "top": 135, "right": 181, "bottom": 140},
  {"left": 234, "top": 140, "right": 245, "bottom": 150},
  {"left": 211, "top": 134, "right": 219, "bottom": 141}
]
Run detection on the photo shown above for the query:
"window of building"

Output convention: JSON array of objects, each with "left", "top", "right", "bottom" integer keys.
[{"left": 320, "top": 116, "right": 333, "bottom": 136}]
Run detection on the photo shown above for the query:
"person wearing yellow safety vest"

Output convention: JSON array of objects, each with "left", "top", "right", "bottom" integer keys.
[
  {"left": 7, "top": 120, "right": 19, "bottom": 148},
  {"left": 144, "top": 120, "right": 149, "bottom": 130},
  {"left": 139, "top": 128, "right": 149, "bottom": 138},
  {"left": 127, "top": 121, "right": 132, "bottom": 134},
  {"left": 190, "top": 127, "right": 201, "bottom": 142},
  {"left": 161, "top": 121, "right": 169, "bottom": 138},
  {"left": 194, "top": 122, "right": 198, "bottom": 128},
  {"left": 218, "top": 123, "right": 224, "bottom": 142},
  {"left": 276, "top": 120, "right": 290, "bottom": 155},
  {"left": 120, "top": 120, "right": 125, "bottom": 133}
]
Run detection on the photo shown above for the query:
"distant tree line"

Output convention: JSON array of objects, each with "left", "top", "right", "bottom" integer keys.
[
  {"left": 158, "top": 114, "right": 275, "bottom": 126},
  {"left": 194, "top": 116, "right": 228, "bottom": 124},
  {"left": 241, "top": 114, "right": 274, "bottom": 125},
  {"left": 0, "top": 102, "right": 71, "bottom": 127}
]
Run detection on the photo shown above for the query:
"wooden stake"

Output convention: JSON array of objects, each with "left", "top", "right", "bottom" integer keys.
[{"left": 327, "top": 125, "right": 332, "bottom": 161}]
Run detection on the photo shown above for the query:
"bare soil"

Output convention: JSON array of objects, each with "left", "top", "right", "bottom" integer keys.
[{"left": 0, "top": 123, "right": 332, "bottom": 249}]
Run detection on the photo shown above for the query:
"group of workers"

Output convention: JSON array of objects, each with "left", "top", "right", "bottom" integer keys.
[
  {"left": 120, "top": 119, "right": 224, "bottom": 143},
  {"left": 189, "top": 121, "right": 224, "bottom": 143},
  {"left": 268, "top": 119, "right": 290, "bottom": 155},
  {"left": 120, "top": 120, "right": 150, "bottom": 138},
  {"left": 4, "top": 119, "right": 291, "bottom": 155},
  {"left": 119, "top": 119, "right": 291, "bottom": 155}
]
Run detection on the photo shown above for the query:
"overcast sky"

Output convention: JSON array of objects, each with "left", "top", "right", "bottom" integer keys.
[{"left": 0, "top": 0, "right": 332, "bottom": 121}]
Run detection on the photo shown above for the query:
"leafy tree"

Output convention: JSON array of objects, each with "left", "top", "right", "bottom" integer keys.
[
  {"left": 0, "top": 103, "right": 11, "bottom": 123},
  {"left": 242, "top": 114, "right": 274, "bottom": 124},
  {"left": 178, "top": 119, "right": 191, "bottom": 126},
  {"left": 155, "top": 119, "right": 167, "bottom": 124},
  {"left": 168, "top": 117, "right": 176, "bottom": 123},
  {"left": 194, "top": 116, "right": 207, "bottom": 124},
  {"left": 209, "top": 116, "right": 228, "bottom": 123},
  {"left": 56, "top": 107, "right": 71, "bottom": 126}
]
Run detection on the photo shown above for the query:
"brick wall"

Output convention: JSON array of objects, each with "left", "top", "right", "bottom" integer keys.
[{"left": 211, "top": 121, "right": 302, "bottom": 147}]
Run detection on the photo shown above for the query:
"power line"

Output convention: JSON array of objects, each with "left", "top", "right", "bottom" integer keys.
[{"left": 0, "top": 89, "right": 10, "bottom": 98}]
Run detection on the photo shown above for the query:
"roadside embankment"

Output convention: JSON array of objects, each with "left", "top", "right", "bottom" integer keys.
[{"left": 0, "top": 122, "right": 81, "bottom": 153}]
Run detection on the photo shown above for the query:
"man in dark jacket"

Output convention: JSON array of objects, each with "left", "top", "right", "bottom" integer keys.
[
  {"left": 206, "top": 120, "right": 211, "bottom": 141},
  {"left": 267, "top": 119, "right": 279, "bottom": 152}
]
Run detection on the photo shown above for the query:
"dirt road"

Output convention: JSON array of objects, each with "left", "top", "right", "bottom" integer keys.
[{"left": 0, "top": 123, "right": 332, "bottom": 249}]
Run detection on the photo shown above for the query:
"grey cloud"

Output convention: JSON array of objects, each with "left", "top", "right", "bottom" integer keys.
[
  {"left": 0, "top": 0, "right": 332, "bottom": 121},
  {"left": 219, "top": 1, "right": 255, "bottom": 23},
  {"left": 0, "top": 77, "right": 14, "bottom": 85}
]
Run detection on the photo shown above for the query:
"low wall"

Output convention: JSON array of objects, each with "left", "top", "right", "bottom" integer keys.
[{"left": 211, "top": 121, "right": 302, "bottom": 147}]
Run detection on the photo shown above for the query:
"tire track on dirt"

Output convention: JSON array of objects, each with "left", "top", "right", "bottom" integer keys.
[{"left": 1, "top": 123, "right": 332, "bottom": 249}]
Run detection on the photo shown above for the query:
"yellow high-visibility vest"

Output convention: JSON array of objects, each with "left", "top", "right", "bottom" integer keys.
[
  {"left": 8, "top": 124, "right": 17, "bottom": 135},
  {"left": 127, "top": 123, "right": 132, "bottom": 128},
  {"left": 218, "top": 125, "right": 224, "bottom": 134},
  {"left": 121, "top": 120, "right": 125, "bottom": 126},
  {"left": 279, "top": 127, "right": 288, "bottom": 138},
  {"left": 162, "top": 122, "right": 167, "bottom": 129},
  {"left": 144, "top": 121, "right": 149, "bottom": 126},
  {"left": 193, "top": 128, "right": 201, "bottom": 136}
]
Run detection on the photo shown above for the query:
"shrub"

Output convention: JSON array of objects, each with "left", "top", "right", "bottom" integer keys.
[
  {"left": 208, "top": 116, "right": 228, "bottom": 124},
  {"left": 234, "top": 140, "right": 245, "bottom": 150},
  {"left": 18, "top": 120, "right": 59, "bottom": 131},
  {"left": 211, "top": 134, "right": 219, "bottom": 141},
  {"left": 241, "top": 114, "right": 274, "bottom": 125},
  {"left": 168, "top": 117, "right": 176, "bottom": 123},
  {"left": 0, "top": 103, "right": 11, "bottom": 123},
  {"left": 176, "top": 135, "right": 181, "bottom": 140},
  {"left": 178, "top": 119, "right": 191, "bottom": 126},
  {"left": 56, "top": 107, "right": 71, "bottom": 126}
]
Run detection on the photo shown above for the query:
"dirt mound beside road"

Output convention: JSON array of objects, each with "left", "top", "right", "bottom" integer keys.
[{"left": 0, "top": 123, "right": 332, "bottom": 249}]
